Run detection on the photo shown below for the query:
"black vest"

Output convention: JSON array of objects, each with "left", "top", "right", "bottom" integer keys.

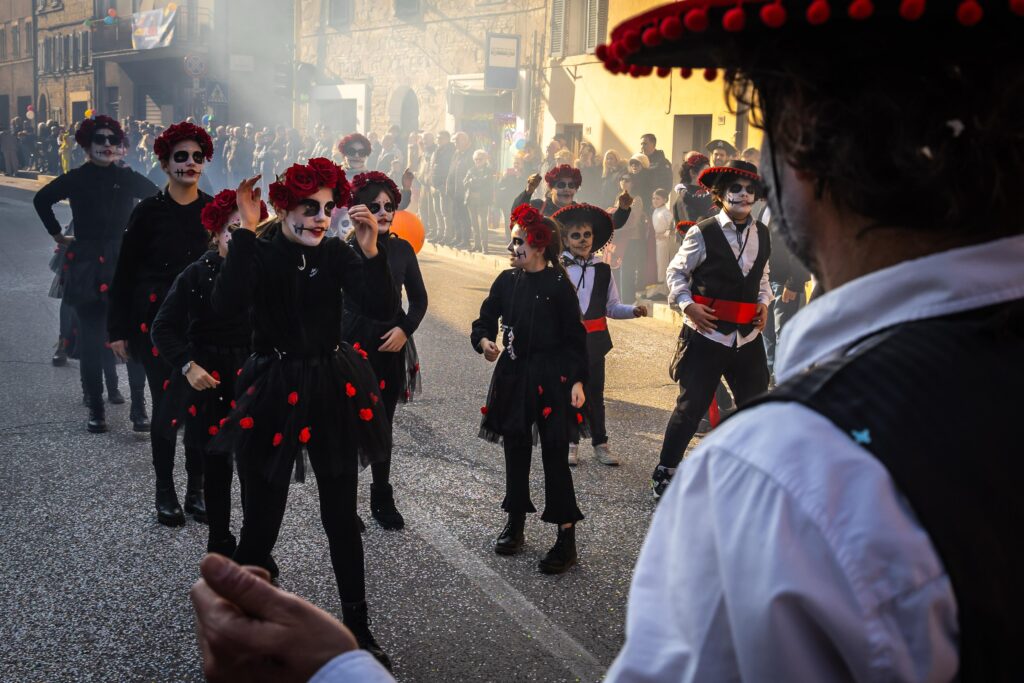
[
  {"left": 741, "top": 300, "right": 1024, "bottom": 681},
  {"left": 690, "top": 217, "right": 770, "bottom": 335},
  {"left": 582, "top": 262, "right": 613, "bottom": 360}
]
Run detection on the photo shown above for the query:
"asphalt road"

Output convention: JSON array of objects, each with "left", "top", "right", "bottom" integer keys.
[{"left": 0, "top": 182, "right": 686, "bottom": 682}]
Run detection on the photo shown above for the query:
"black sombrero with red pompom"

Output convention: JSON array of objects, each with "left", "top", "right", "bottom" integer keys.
[
  {"left": 698, "top": 159, "right": 763, "bottom": 192},
  {"left": 552, "top": 203, "right": 615, "bottom": 253}
]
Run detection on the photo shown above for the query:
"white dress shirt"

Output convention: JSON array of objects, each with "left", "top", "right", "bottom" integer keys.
[
  {"left": 665, "top": 209, "right": 773, "bottom": 348},
  {"left": 562, "top": 250, "right": 636, "bottom": 319},
  {"left": 608, "top": 234, "right": 1024, "bottom": 683}
]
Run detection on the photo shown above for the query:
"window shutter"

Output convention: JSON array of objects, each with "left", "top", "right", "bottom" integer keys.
[
  {"left": 585, "top": 0, "right": 608, "bottom": 53},
  {"left": 550, "top": 0, "right": 565, "bottom": 58}
]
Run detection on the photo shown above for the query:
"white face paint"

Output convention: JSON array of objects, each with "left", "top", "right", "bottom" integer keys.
[
  {"left": 507, "top": 225, "right": 542, "bottom": 268},
  {"left": 565, "top": 222, "right": 594, "bottom": 260},
  {"left": 216, "top": 210, "right": 240, "bottom": 256},
  {"left": 88, "top": 127, "right": 120, "bottom": 166},
  {"left": 552, "top": 179, "right": 578, "bottom": 207},
  {"left": 344, "top": 143, "right": 369, "bottom": 171},
  {"left": 164, "top": 139, "right": 204, "bottom": 187},
  {"left": 722, "top": 178, "right": 759, "bottom": 222},
  {"left": 370, "top": 189, "right": 396, "bottom": 234},
  {"left": 282, "top": 187, "right": 334, "bottom": 247}
]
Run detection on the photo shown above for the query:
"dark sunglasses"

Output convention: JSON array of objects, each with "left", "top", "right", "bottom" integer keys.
[
  {"left": 298, "top": 198, "right": 336, "bottom": 217},
  {"left": 728, "top": 182, "right": 761, "bottom": 195},
  {"left": 369, "top": 202, "right": 396, "bottom": 214},
  {"left": 554, "top": 181, "right": 578, "bottom": 190},
  {"left": 346, "top": 147, "right": 369, "bottom": 158},
  {"left": 173, "top": 150, "right": 206, "bottom": 164},
  {"left": 569, "top": 230, "right": 593, "bottom": 240},
  {"left": 92, "top": 133, "right": 122, "bottom": 146}
]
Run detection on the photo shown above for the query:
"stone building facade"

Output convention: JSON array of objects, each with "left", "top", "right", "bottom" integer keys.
[
  {"left": 35, "top": 0, "right": 95, "bottom": 125},
  {"left": 0, "top": 0, "right": 37, "bottom": 127}
]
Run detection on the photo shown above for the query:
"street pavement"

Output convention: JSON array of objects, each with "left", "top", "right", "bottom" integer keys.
[{"left": 0, "top": 181, "right": 689, "bottom": 682}]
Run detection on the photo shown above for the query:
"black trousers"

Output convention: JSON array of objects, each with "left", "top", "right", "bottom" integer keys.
[
  {"left": 234, "top": 442, "right": 364, "bottom": 603},
  {"left": 573, "top": 355, "right": 608, "bottom": 447},
  {"left": 66, "top": 299, "right": 146, "bottom": 401},
  {"left": 191, "top": 428, "right": 236, "bottom": 546},
  {"left": 658, "top": 328, "right": 770, "bottom": 468},
  {"left": 502, "top": 434, "right": 584, "bottom": 525},
  {"left": 369, "top": 384, "right": 400, "bottom": 486},
  {"left": 138, "top": 350, "right": 202, "bottom": 484}
]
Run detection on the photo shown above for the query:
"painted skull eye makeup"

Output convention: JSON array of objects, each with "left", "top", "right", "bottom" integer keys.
[
  {"left": 299, "top": 199, "right": 336, "bottom": 217},
  {"left": 173, "top": 150, "right": 206, "bottom": 164},
  {"left": 92, "top": 133, "right": 122, "bottom": 146},
  {"left": 728, "top": 182, "right": 759, "bottom": 196},
  {"left": 569, "top": 231, "right": 593, "bottom": 240},
  {"left": 554, "top": 181, "right": 578, "bottom": 190},
  {"left": 368, "top": 202, "right": 396, "bottom": 214},
  {"left": 510, "top": 237, "right": 525, "bottom": 247}
]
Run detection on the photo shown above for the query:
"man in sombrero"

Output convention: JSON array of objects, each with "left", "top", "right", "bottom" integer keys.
[{"left": 601, "top": 0, "right": 1023, "bottom": 680}]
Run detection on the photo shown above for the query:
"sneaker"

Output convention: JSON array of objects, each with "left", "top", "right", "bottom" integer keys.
[
  {"left": 593, "top": 443, "right": 619, "bottom": 466},
  {"left": 651, "top": 465, "right": 673, "bottom": 499},
  {"left": 568, "top": 443, "right": 579, "bottom": 466}
]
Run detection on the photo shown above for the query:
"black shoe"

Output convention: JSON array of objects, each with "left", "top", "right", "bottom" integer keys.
[
  {"left": 357, "top": 513, "right": 366, "bottom": 533},
  {"left": 184, "top": 478, "right": 207, "bottom": 524},
  {"left": 129, "top": 398, "right": 150, "bottom": 432},
  {"left": 156, "top": 483, "right": 185, "bottom": 526},
  {"left": 87, "top": 402, "right": 108, "bottom": 433},
  {"left": 370, "top": 483, "right": 405, "bottom": 530},
  {"left": 342, "top": 601, "right": 392, "bottom": 671},
  {"left": 263, "top": 554, "right": 280, "bottom": 581},
  {"left": 651, "top": 465, "right": 673, "bottom": 499},
  {"left": 207, "top": 535, "right": 237, "bottom": 557},
  {"left": 107, "top": 388, "right": 125, "bottom": 405},
  {"left": 538, "top": 524, "right": 578, "bottom": 574},
  {"left": 495, "top": 513, "right": 526, "bottom": 556},
  {"left": 52, "top": 340, "right": 68, "bottom": 366}
]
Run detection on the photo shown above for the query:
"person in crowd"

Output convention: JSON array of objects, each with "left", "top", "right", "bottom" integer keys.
[
  {"left": 672, "top": 152, "right": 714, "bottom": 225},
  {"left": 210, "top": 163, "right": 396, "bottom": 668},
  {"left": 375, "top": 133, "right": 400, "bottom": 173},
  {"left": 639, "top": 134, "right": 673, "bottom": 208},
  {"left": 57, "top": 127, "right": 72, "bottom": 175},
  {"left": 429, "top": 131, "right": 454, "bottom": 241},
  {"left": 312, "top": 125, "right": 335, "bottom": 160},
  {"left": 464, "top": 149, "right": 495, "bottom": 252},
  {"left": 651, "top": 188, "right": 674, "bottom": 294},
  {"left": 150, "top": 189, "right": 265, "bottom": 557},
  {"left": 601, "top": 150, "right": 626, "bottom": 208},
  {"left": 443, "top": 131, "right": 474, "bottom": 248},
  {"left": 496, "top": 153, "right": 527, "bottom": 242},
  {"left": 653, "top": 159, "right": 772, "bottom": 498},
  {"left": 472, "top": 205, "right": 588, "bottom": 574},
  {"left": 615, "top": 172, "right": 649, "bottom": 306},
  {"left": 705, "top": 138, "right": 737, "bottom": 168},
  {"left": 33, "top": 114, "right": 159, "bottom": 434},
  {"left": 555, "top": 202, "right": 646, "bottom": 467},
  {"left": 741, "top": 146, "right": 761, "bottom": 166},
  {"left": 575, "top": 140, "right": 601, "bottom": 205},
  {"left": 338, "top": 132, "right": 372, "bottom": 175},
  {"left": 511, "top": 164, "right": 582, "bottom": 217},
  {"left": 1, "top": 121, "right": 20, "bottom": 175},
  {"left": 107, "top": 122, "right": 215, "bottom": 527},
  {"left": 553, "top": 148, "right": 573, "bottom": 168},
  {"left": 416, "top": 132, "right": 437, "bottom": 234},
  {"left": 229, "top": 124, "right": 255, "bottom": 186},
  {"left": 761, "top": 207, "right": 810, "bottom": 376},
  {"left": 342, "top": 171, "right": 427, "bottom": 530}
]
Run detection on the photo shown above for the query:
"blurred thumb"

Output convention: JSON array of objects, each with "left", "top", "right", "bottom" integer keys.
[{"left": 200, "top": 553, "right": 282, "bottom": 619}]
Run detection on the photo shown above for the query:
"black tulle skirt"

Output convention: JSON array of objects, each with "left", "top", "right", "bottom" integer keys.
[
  {"left": 209, "top": 344, "right": 391, "bottom": 486},
  {"left": 343, "top": 315, "right": 422, "bottom": 404},
  {"left": 479, "top": 355, "right": 590, "bottom": 447},
  {"left": 153, "top": 345, "right": 251, "bottom": 453}
]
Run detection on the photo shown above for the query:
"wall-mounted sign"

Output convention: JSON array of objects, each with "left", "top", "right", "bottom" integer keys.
[{"left": 485, "top": 33, "right": 520, "bottom": 91}]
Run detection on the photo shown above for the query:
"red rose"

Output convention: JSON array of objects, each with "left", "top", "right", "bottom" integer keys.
[
  {"left": 359, "top": 408, "right": 374, "bottom": 421},
  {"left": 149, "top": 293, "right": 158, "bottom": 303},
  {"left": 379, "top": 380, "right": 386, "bottom": 390},
  {"left": 66, "top": 252, "right": 75, "bottom": 261},
  {"left": 208, "top": 425, "right": 219, "bottom": 436},
  {"left": 413, "top": 363, "right": 420, "bottom": 374},
  {"left": 211, "top": 370, "right": 221, "bottom": 381},
  {"left": 345, "top": 383, "right": 356, "bottom": 397},
  {"left": 236, "top": 368, "right": 243, "bottom": 376},
  {"left": 287, "top": 391, "right": 299, "bottom": 405},
  {"left": 542, "top": 406, "right": 553, "bottom": 419},
  {"left": 268, "top": 181, "right": 296, "bottom": 211},
  {"left": 171, "top": 419, "right": 178, "bottom": 427},
  {"left": 188, "top": 405, "right": 197, "bottom": 416},
  {"left": 370, "top": 393, "right": 379, "bottom": 404},
  {"left": 576, "top": 413, "right": 584, "bottom": 424},
  {"left": 139, "top": 323, "right": 148, "bottom": 333},
  {"left": 98, "top": 256, "right": 105, "bottom": 263},
  {"left": 230, "top": 400, "right": 236, "bottom": 409},
  {"left": 99, "top": 283, "right": 109, "bottom": 293},
  {"left": 537, "top": 385, "right": 544, "bottom": 395},
  {"left": 151, "top": 346, "right": 159, "bottom": 357},
  {"left": 246, "top": 386, "right": 256, "bottom": 395},
  {"left": 480, "top": 406, "right": 488, "bottom": 415},
  {"left": 307, "top": 157, "right": 339, "bottom": 188},
  {"left": 299, "top": 427, "right": 312, "bottom": 444},
  {"left": 162, "top": 380, "right": 170, "bottom": 390},
  {"left": 285, "top": 164, "right": 319, "bottom": 195},
  {"left": 239, "top": 416, "right": 254, "bottom": 429},
  {"left": 272, "top": 432, "right": 283, "bottom": 446},
  {"left": 219, "top": 418, "right": 228, "bottom": 427}
]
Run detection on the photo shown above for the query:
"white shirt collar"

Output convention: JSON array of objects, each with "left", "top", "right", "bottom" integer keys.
[
  {"left": 561, "top": 249, "right": 602, "bottom": 265},
  {"left": 715, "top": 208, "right": 751, "bottom": 233},
  {"left": 776, "top": 234, "right": 1024, "bottom": 382}
]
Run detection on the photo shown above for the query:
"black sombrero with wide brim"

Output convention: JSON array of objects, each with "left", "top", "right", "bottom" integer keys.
[
  {"left": 698, "top": 159, "right": 763, "bottom": 191},
  {"left": 595, "top": 0, "right": 1021, "bottom": 75},
  {"left": 552, "top": 203, "right": 615, "bottom": 253}
]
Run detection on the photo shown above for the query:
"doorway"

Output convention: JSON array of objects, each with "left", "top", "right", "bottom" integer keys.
[{"left": 672, "top": 114, "right": 713, "bottom": 164}]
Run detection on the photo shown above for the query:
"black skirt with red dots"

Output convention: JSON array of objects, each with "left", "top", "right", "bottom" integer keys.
[{"left": 209, "top": 343, "right": 391, "bottom": 486}]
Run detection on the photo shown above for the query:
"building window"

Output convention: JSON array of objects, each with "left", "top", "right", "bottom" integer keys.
[
  {"left": 327, "top": 0, "right": 353, "bottom": 29},
  {"left": 551, "top": 0, "right": 608, "bottom": 58},
  {"left": 0, "top": 28, "right": 6, "bottom": 61},
  {"left": 83, "top": 30, "right": 91, "bottom": 67},
  {"left": 74, "top": 32, "right": 81, "bottom": 69},
  {"left": 394, "top": 0, "right": 421, "bottom": 19},
  {"left": 25, "top": 22, "right": 33, "bottom": 57},
  {"left": 12, "top": 23, "right": 20, "bottom": 58}
]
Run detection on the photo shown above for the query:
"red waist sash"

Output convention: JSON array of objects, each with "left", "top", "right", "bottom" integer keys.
[
  {"left": 583, "top": 317, "right": 608, "bottom": 333},
  {"left": 692, "top": 295, "right": 758, "bottom": 324}
]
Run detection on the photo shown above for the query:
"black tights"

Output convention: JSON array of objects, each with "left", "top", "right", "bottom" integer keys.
[
  {"left": 502, "top": 434, "right": 584, "bottom": 525},
  {"left": 200, "top": 441, "right": 237, "bottom": 545},
  {"left": 138, "top": 349, "right": 202, "bottom": 484},
  {"left": 234, "top": 443, "right": 364, "bottom": 603},
  {"left": 369, "top": 385, "right": 400, "bottom": 486}
]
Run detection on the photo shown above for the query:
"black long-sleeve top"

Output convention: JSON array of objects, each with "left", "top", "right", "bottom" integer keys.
[
  {"left": 511, "top": 191, "right": 632, "bottom": 232},
  {"left": 471, "top": 267, "right": 589, "bottom": 388},
  {"left": 212, "top": 229, "right": 396, "bottom": 356},
  {"left": 34, "top": 162, "right": 158, "bottom": 240},
  {"left": 151, "top": 251, "right": 252, "bottom": 370},
  {"left": 345, "top": 233, "right": 428, "bottom": 337},
  {"left": 108, "top": 190, "right": 212, "bottom": 342}
]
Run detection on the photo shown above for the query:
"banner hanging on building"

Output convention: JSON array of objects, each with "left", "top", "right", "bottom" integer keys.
[
  {"left": 484, "top": 34, "right": 520, "bottom": 90},
  {"left": 132, "top": 4, "right": 178, "bottom": 50}
]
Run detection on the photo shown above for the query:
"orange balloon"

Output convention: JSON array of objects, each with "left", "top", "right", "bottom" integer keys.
[{"left": 390, "top": 210, "right": 425, "bottom": 254}]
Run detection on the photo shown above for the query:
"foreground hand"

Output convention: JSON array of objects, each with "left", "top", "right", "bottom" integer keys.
[
  {"left": 571, "top": 382, "right": 586, "bottom": 409},
  {"left": 348, "top": 205, "right": 379, "bottom": 258},
  {"left": 378, "top": 326, "right": 408, "bottom": 353},
  {"left": 479, "top": 338, "right": 500, "bottom": 362},
  {"left": 683, "top": 303, "right": 718, "bottom": 333},
  {"left": 186, "top": 362, "right": 221, "bottom": 391},
  {"left": 617, "top": 191, "right": 634, "bottom": 210},
  {"left": 781, "top": 287, "right": 798, "bottom": 304},
  {"left": 633, "top": 305, "right": 648, "bottom": 318},
  {"left": 526, "top": 173, "right": 542, "bottom": 193},
  {"left": 235, "top": 176, "right": 264, "bottom": 230},
  {"left": 109, "top": 339, "right": 129, "bottom": 362},
  {"left": 191, "top": 553, "right": 358, "bottom": 683},
  {"left": 752, "top": 303, "right": 769, "bottom": 332}
]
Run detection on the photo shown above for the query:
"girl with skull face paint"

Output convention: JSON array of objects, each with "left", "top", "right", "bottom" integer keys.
[
  {"left": 208, "top": 159, "right": 397, "bottom": 669},
  {"left": 471, "top": 205, "right": 590, "bottom": 575},
  {"left": 150, "top": 189, "right": 266, "bottom": 558},
  {"left": 341, "top": 171, "right": 427, "bottom": 530},
  {"left": 34, "top": 115, "right": 159, "bottom": 434},
  {"left": 107, "top": 121, "right": 216, "bottom": 528}
]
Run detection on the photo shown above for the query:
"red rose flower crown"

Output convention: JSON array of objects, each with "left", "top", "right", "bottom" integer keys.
[
  {"left": 349, "top": 171, "right": 402, "bottom": 207},
  {"left": 153, "top": 121, "right": 214, "bottom": 163},
  {"left": 201, "top": 189, "right": 269, "bottom": 233},
  {"left": 510, "top": 204, "right": 553, "bottom": 250},
  {"left": 545, "top": 164, "right": 583, "bottom": 188},
  {"left": 268, "top": 157, "right": 352, "bottom": 212}
]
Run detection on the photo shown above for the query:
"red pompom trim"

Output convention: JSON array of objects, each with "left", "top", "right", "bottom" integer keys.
[
  {"left": 680, "top": 67, "right": 693, "bottom": 79},
  {"left": 287, "top": 391, "right": 299, "bottom": 406},
  {"left": 359, "top": 408, "right": 374, "bottom": 421},
  {"left": 272, "top": 432, "right": 283, "bottom": 446},
  {"left": 594, "top": 44, "right": 608, "bottom": 60},
  {"left": 723, "top": 6, "right": 746, "bottom": 31},
  {"left": 623, "top": 29, "right": 642, "bottom": 52},
  {"left": 848, "top": 0, "right": 874, "bottom": 19},
  {"left": 66, "top": 251, "right": 75, "bottom": 260},
  {"left": 239, "top": 416, "right": 254, "bottom": 429},
  {"left": 807, "top": 0, "right": 831, "bottom": 24},
  {"left": 660, "top": 15, "right": 684, "bottom": 39},
  {"left": 246, "top": 386, "right": 255, "bottom": 395},
  {"left": 761, "top": 1, "right": 787, "bottom": 27},
  {"left": 1011, "top": 0, "right": 1024, "bottom": 16},
  {"left": 703, "top": 67, "right": 718, "bottom": 81},
  {"left": 656, "top": 66, "right": 672, "bottom": 78},
  {"left": 684, "top": 7, "right": 708, "bottom": 31},
  {"left": 230, "top": 400, "right": 236, "bottom": 409},
  {"left": 642, "top": 27, "right": 662, "bottom": 46},
  {"left": 299, "top": 426, "right": 312, "bottom": 443},
  {"left": 98, "top": 256, "right": 105, "bottom": 263},
  {"left": 236, "top": 368, "right": 242, "bottom": 376},
  {"left": 345, "top": 383, "right": 356, "bottom": 397},
  {"left": 153, "top": 121, "right": 214, "bottom": 163},
  {"left": 956, "top": 0, "right": 983, "bottom": 24},
  {"left": 899, "top": 0, "right": 926, "bottom": 20}
]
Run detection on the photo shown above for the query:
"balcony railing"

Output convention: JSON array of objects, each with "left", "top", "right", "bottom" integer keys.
[{"left": 90, "top": 5, "right": 213, "bottom": 56}]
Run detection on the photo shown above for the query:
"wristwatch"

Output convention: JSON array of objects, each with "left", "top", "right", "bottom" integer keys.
[{"left": 182, "top": 361, "right": 193, "bottom": 376}]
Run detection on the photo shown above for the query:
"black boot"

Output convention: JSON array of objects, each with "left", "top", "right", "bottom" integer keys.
[
  {"left": 538, "top": 524, "right": 578, "bottom": 574},
  {"left": 129, "top": 391, "right": 150, "bottom": 432},
  {"left": 495, "top": 513, "right": 526, "bottom": 556},
  {"left": 184, "top": 474, "right": 207, "bottom": 524},
  {"left": 52, "top": 339, "right": 68, "bottom": 366},
  {"left": 342, "top": 601, "right": 392, "bottom": 671},
  {"left": 107, "top": 388, "right": 125, "bottom": 404},
  {"left": 87, "top": 400, "right": 108, "bottom": 434},
  {"left": 207, "top": 534, "right": 237, "bottom": 557},
  {"left": 155, "top": 481, "right": 185, "bottom": 526},
  {"left": 370, "top": 482, "right": 405, "bottom": 530}
]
